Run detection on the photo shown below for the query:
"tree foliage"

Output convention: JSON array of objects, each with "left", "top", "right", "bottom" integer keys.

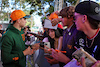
[
  {"left": 0, "top": 0, "right": 79, "bottom": 22},
  {"left": 0, "top": 0, "right": 78, "bottom": 15},
  {"left": 28, "top": 0, "right": 77, "bottom": 15}
]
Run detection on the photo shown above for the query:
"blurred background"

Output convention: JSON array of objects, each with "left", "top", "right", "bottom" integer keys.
[{"left": 0, "top": 0, "right": 100, "bottom": 67}]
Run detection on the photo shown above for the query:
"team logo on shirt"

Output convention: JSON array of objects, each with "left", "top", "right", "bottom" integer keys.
[
  {"left": 21, "top": 34, "right": 25, "bottom": 41},
  {"left": 67, "top": 44, "right": 72, "bottom": 49},
  {"left": 79, "top": 38, "right": 85, "bottom": 47},
  {"left": 13, "top": 57, "right": 19, "bottom": 61}
]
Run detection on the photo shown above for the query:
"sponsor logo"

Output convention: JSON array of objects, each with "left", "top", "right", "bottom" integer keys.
[
  {"left": 95, "top": 7, "right": 100, "bottom": 13},
  {"left": 67, "top": 44, "right": 72, "bottom": 49},
  {"left": 79, "top": 38, "right": 85, "bottom": 47},
  {"left": 21, "top": 34, "right": 25, "bottom": 41}
]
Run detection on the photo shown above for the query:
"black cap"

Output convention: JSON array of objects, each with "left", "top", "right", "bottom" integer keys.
[{"left": 75, "top": 1, "right": 100, "bottom": 21}]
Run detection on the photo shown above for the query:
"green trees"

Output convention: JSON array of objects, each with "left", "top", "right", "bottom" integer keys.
[
  {"left": 0, "top": 0, "right": 79, "bottom": 18},
  {"left": 0, "top": 0, "right": 80, "bottom": 27}
]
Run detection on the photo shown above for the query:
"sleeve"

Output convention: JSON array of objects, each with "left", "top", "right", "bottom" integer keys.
[
  {"left": 42, "top": 37, "right": 49, "bottom": 42},
  {"left": 58, "top": 36, "right": 63, "bottom": 50},
  {"left": 1, "top": 35, "right": 24, "bottom": 64}
]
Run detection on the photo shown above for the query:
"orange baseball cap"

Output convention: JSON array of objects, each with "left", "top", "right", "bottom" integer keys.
[
  {"left": 10, "top": 10, "right": 27, "bottom": 21},
  {"left": 49, "top": 12, "right": 58, "bottom": 20}
]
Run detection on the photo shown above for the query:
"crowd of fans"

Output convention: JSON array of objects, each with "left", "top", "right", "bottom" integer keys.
[{"left": 0, "top": 1, "right": 100, "bottom": 67}]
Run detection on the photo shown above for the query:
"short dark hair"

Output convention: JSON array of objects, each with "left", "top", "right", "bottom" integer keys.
[
  {"left": 9, "top": 20, "right": 12, "bottom": 23},
  {"left": 13, "top": 20, "right": 16, "bottom": 24},
  {"left": 48, "top": 28, "right": 63, "bottom": 38},
  {"left": 59, "top": 6, "right": 75, "bottom": 19},
  {"left": 87, "top": 15, "right": 100, "bottom": 29},
  {"left": 12, "top": 17, "right": 24, "bottom": 24}
]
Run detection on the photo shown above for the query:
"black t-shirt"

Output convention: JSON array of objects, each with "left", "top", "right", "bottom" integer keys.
[{"left": 75, "top": 31, "right": 100, "bottom": 60}]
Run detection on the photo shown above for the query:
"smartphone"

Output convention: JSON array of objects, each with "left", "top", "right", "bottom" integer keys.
[{"left": 40, "top": 42, "right": 50, "bottom": 48}]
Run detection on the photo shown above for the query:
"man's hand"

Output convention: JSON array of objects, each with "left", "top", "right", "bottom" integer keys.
[
  {"left": 92, "top": 61, "right": 100, "bottom": 67},
  {"left": 51, "top": 18, "right": 61, "bottom": 26},
  {"left": 23, "top": 46, "right": 34, "bottom": 56},
  {"left": 32, "top": 43, "right": 40, "bottom": 50},
  {"left": 81, "top": 57, "right": 86, "bottom": 67},
  {"left": 51, "top": 49, "right": 70, "bottom": 64},
  {"left": 81, "top": 58, "right": 100, "bottom": 67},
  {"left": 53, "top": 11, "right": 60, "bottom": 15},
  {"left": 45, "top": 56, "right": 59, "bottom": 64},
  {"left": 0, "top": 33, "right": 2, "bottom": 37}
]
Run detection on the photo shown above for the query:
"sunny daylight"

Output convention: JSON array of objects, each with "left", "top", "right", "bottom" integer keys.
[{"left": 0, "top": 0, "right": 100, "bottom": 67}]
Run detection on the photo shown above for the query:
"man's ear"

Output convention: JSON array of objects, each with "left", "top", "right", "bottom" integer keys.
[
  {"left": 82, "top": 15, "right": 87, "bottom": 23},
  {"left": 17, "top": 19, "right": 20, "bottom": 23}
]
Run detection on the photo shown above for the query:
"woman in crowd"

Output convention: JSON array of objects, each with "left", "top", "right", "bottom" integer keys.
[
  {"left": 43, "top": 28, "right": 63, "bottom": 50},
  {"left": 42, "top": 27, "right": 63, "bottom": 67}
]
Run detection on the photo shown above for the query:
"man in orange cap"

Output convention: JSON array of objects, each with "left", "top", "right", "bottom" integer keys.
[{"left": 1, "top": 10, "right": 34, "bottom": 67}]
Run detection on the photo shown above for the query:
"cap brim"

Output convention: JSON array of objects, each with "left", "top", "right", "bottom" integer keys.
[
  {"left": 88, "top": 14, "right": 100, "bottom": 21},
  {"left": 23, "top": 15, "right": 31, "bottom": 18}
]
